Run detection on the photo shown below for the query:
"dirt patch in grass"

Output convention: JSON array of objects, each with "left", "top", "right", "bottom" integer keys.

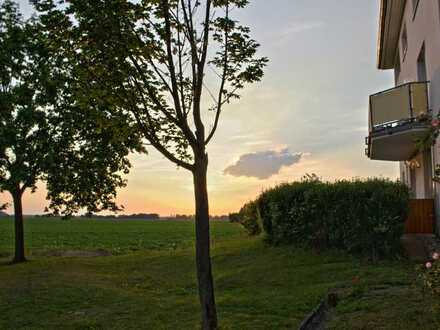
[
  {"left": 0, "top": 249, "right": 112, "bottom": 261},
  {"left": 0, "top": 251, "right": 10, "bottom": 258},
  {"left": 40, "top": 249, "right": 112, "bottom": 257}
]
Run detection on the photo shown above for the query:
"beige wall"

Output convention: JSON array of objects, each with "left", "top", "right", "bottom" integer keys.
[
  {"left": 394, "top": 0, "right": 440, "bottom": 233},
  {"left": 395, "top": 1, "right": 440, "bottom": 87},
  {"left": 400, "top": 152, "right": 432, "bottom": 198}
]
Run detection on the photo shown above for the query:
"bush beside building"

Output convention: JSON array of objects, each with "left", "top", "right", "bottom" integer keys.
[{"left": 237, "top": 178, "right": 409, "bottom": 260}]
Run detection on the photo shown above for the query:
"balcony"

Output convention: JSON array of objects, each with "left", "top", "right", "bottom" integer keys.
[{"left": 366, "top": 82, "right": 431, "bottom": 161}]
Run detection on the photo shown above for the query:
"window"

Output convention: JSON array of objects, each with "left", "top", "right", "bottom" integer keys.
[
  {"left": 394, "top": 50, "right": 401, "bottom": 83},
  {"left": 417, "top": 43, "right": 427, "bottom": 81},
  {"left": 401, "top": 24, "right": 408, "bottom": 60},
  {"left": 410, "top": 167, "right": 417, "bottom": 196},
  {"left": 412, "top": 0, "right": 420, "bottom": 19},
  {"left": 424, "top": 149, "right": 433, "bottom": 198}
]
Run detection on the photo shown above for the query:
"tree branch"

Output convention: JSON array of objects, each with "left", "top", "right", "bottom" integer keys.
[
  {"left": 180, "top": 0, "right": 199, "bottom": 105},
  {"left": 206, "top": 3, "right": 229, "bottom": 145},
  {"left": 192, "top": 0, "right": 212, "bottom": 144}
]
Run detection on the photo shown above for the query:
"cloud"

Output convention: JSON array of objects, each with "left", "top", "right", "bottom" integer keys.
[
  {"left": 271, "top": 21, "right": 326, "bottom": 46},
  {"left": 282, "top": 21, "right": 324, "bottom": 35},
  {"left": 224, "top": 149, "right": 303, "bottom": 180}
]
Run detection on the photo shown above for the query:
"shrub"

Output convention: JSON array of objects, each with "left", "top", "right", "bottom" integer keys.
[
  {"left": 420, "top": 252, "right": 440, "bottom": 296},
  {"left": 419, "top": 252, "right": 440, "bottom": 322},
  {"left": 238, "top": 201, "right": 262, "bottom": 236},
  {"left": 228, "top": 212, "right": 240, "bottom": 223},
  {"left": 247, "top": 177, "right": 409, "bottom": 260}
]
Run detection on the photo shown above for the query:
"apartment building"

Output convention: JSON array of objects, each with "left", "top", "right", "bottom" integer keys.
[{"left": 366, "top": 0, "right": 440, "bottom": 235}]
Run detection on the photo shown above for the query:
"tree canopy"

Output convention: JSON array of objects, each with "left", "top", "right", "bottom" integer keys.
[
  {"left": 0, "top": 0, "right": 144, "bottom": 216},
  {"left": 33, "top": 0, "right": 267, "bottom": 171}
]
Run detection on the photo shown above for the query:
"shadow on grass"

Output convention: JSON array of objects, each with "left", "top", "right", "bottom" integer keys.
[
  {"left": 0, "top": 259, "right": 14, "bottom": 267},
  {"left": 0, "top": 256, "right": 30, "bottom": 267}
]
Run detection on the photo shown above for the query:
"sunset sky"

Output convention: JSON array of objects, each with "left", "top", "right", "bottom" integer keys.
[{"left": 2, "top": 0, "right": 399, "bottom": 216}]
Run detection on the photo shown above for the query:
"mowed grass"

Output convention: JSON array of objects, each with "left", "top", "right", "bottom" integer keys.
[{"left": 0, "top": 218, "right": 437, "bottom": 329}]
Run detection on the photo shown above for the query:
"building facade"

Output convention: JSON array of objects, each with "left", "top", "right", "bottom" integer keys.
[{"left": 366, "top": 0, "right": 440, "bottom": 234}]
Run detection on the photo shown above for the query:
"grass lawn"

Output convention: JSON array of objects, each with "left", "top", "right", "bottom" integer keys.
[{"left": 0, "top": 218, "right": 437, "bottom": 329}]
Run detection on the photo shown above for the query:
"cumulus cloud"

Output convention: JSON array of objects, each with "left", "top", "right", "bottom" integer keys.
[
  {"left": 224, "top": 149, "right": 303, "bottom": 180},
  {"left": 272, "top": 21, "right": 325, "bottom": 46},
  {"left": 283, "top": 21, "right": 325, "bottom": 35}
]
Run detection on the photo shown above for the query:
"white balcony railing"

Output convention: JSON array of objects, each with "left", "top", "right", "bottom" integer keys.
[
  {"left": 366, "top": 82, "right": 431, "bottom": 161},
  {"left": 369, "top": 82, "right": 429, "bottom": 131}
]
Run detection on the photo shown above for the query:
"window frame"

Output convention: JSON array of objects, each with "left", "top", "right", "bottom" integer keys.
[
  {"left": 394, "top": 49, "right": 401, "bottom": 83},
  {"left": 412, "top": 0, "right": 420, "bottom": 20},
  {"left": 416, "top": 42, "right": 427, "bottom": 82},
  {"left": 401, "top": 23, "right": 408, "bottom": 61}
]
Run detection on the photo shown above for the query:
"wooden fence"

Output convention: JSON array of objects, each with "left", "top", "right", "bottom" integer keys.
[{"left": 404, "top": 199, "right": 434, "bottom": 234}]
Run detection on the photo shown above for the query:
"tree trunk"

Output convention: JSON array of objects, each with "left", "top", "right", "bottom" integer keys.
[
  {"left": 193, "top": 154, "right": 218, "bottom": 330},
  {"left": 12, "top": 190, "right": 26, "bottom": 263}
]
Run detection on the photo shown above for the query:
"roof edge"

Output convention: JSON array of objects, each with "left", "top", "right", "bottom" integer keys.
[
  {"left": 377, "top": 0, "right": 406, "bottom": 70},
  {"left": 377, "top": 0, "right": 387, "bottom": 69}
]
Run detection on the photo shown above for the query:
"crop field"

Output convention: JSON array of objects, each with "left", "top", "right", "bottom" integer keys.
[
  {"left": 0, "top": 218, "right": 437, "bottom": 329},
  {"left": 0, "top": 218, "right": 241, "bottom": 256}
]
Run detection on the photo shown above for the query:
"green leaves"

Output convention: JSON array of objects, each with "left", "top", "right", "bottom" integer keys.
[
  {"left": 0, "top": 0, "right": 46, "bottom": 195},
  {"left": 1, "top": 1, "right": 143, "bottom": 215},
  {"left": 33, "top": 0, "right": 267, "bottom": 170}
]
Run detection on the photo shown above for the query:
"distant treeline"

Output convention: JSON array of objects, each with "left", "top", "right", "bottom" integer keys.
[
  {"left": 32, "top": 213, "right": 161, "bottom": 220},
  {"left": 82, "top": 213, "right": 161, "bottom": 220},
  {"left": 173, "top": 214, "right": 229, "bottom": 221},
  {"left": 29, "top": 213, "right": 231, "bottom": 221}
]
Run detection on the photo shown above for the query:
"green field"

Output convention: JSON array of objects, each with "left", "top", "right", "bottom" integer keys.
[
  {"left": 0, "top": 218, "right": 437, "bottom": 329},
  {"left": 0, "top": 218, "right": 241, "bottom": 256}
]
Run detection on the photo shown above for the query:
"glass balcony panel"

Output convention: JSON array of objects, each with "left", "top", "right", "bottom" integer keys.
[
  {"left": 410, "top": 82, "right": 429, "bottom": 117},
  {"left": 366, "top": 82, "right": 430, "bottom": 161},
  {"left": 370, "top": 84, "right": 411, "bottom": 128}
]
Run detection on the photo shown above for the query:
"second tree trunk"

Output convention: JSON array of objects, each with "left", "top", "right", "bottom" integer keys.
[
  {"left": 12, "top": 190, "right": 26, "bottom": 263},
  {"left": 193, "top": 156, "right": 218, "bottom": 330}
]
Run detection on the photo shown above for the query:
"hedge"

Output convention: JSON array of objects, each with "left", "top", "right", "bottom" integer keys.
[
  {"left": 238, "top": 178, "right": 410, "bottom": 260},
  {"left": 238, "top": 201, "right": 262, "bottom": 236}
]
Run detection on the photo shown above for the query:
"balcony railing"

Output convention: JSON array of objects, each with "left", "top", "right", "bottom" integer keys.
[
  {"left": 366, "top": 82, "right": 431, "bottom": 161},
  {"left": 369, "top": 81, "right": 429, "bottom": 132}
]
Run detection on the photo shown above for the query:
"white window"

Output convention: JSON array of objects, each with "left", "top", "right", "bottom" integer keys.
[
  {"left": 394, "top": 50, "right": 401, "bottom": 83},
  {"left": 412, "top": 0, "right": 420, "bottom": 19},
  {"left": 401, "top": 24, "right": 408, "bottom": 60},
  {"left": 417, "top": 43, "right": 427, "bottom": 82}
]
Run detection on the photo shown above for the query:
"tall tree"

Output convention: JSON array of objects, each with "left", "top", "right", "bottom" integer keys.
[
  {"left": 35, "top": 0, "right": 267, "bottom": 327},
  {"left": 0, "top": 0, "right": 48, "bottom": 263},
  {"left": 0, "top": 0, "right": 143, "bottom": 263}
]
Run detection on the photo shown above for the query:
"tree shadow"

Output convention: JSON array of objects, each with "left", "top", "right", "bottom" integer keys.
[
  {"left": 0, "top": 260, "right": 12, "bottom": 267},
  {"left": 0, "top": 257, "right": 29, "bottom": 267}
]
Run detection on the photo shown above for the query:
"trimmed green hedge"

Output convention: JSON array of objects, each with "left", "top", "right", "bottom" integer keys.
[
  {"left": 238, "top": 201, "right": 262, "bottom": 236},
  {"left": 238, "top": 178, "right": 410, "bottom": 260}
]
